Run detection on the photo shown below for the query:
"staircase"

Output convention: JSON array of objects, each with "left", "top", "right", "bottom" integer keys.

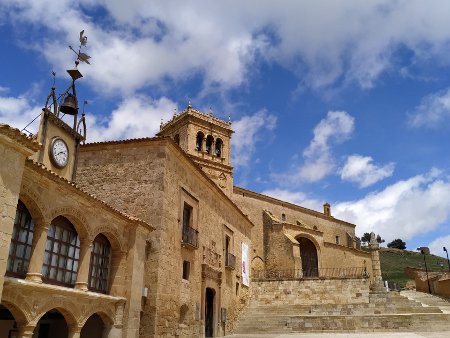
[{"left": 234, "top": 285, "right": 450, "bottom": 334}]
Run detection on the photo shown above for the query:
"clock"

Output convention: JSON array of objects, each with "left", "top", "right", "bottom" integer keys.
[{"left": 50, "top": 137, "right": 69, "bottom": 168}]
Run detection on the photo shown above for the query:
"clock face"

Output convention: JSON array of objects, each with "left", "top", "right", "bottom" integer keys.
[{"left": 50, "top": 138, "right": 69, "bottom": 168}]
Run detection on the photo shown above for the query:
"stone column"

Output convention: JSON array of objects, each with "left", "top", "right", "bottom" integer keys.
[
  {"left": 368, "top": 232, "right": 384, "bottom": 292},
  {"left": 104, "top": 325, "right": 123, "bottom": 338},
  {"left": 0, "top": 127, "right": 37, "bottom": 299},
  {"left": 68, "top": 325, "right": 82, "bottom": 338},
  {"left": 26, "top": 222, "right": 49, "bottom": 283},
  {"left": 18, "top": 324, "right": 36, "bottom": 338},
  {"left": 75, "top": 241, "right": 93, "bottom": 291}
]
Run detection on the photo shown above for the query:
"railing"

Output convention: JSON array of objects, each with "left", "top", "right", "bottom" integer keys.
[
  {"left": 181, "top": 225, "right": 199, "bottom": 249},
  {"left": 252, "top": 267, "right": 368, "bottom": 281},
  {"left": 225, "top": 253, "right": 236, "bottom": 270}
]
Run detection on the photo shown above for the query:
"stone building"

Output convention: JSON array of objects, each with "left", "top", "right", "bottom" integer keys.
[{"left": 0, "top": 80, "right": 378, "bottom": 337}]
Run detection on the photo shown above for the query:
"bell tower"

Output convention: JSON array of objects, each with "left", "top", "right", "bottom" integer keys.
[
  {"left": 32, "top": 31, "right": 89, "bottom": 182},
  {"left": 157, "top": 103, "right": 234, "bottom": 196}
]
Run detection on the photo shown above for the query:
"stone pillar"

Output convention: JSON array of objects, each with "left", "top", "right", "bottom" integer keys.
[
  {"left": 18, "top": 324, "right": 36, "bottom": 338},
  {"left": 68, "top": 325, "right": 82, "bottom": 338},
  {"left": 368, "top": 232, "right": 384, "bottom": 292},
  {"left": 0, "top": 127, "right": 37, "bottom": 299},
  {"left": 75, "top": 241, "right": 93, "bottom": 291},
  {"left": 104, "top": 325, "right": 123, "bottom": 338},
  {"left": 123, "top": 226, "right": 148, "bottom": 338},
  {"left": 26, "top": 222, "right": 49, "bottom": 283}
]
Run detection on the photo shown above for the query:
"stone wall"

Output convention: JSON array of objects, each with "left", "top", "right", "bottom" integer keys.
[
  {"left": 78, "top": 139, "right": 253, "bottom": 337},
  {"left": 251, "top": 279, "right": 370, "bottom": 306},
  {"left": 232, "top": 187, "right": 357, "bottom": 269}
]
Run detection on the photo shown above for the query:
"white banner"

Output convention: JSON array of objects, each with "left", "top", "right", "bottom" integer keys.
[{"left": 242, "top": 242, "right": 249, "bottom": 286}]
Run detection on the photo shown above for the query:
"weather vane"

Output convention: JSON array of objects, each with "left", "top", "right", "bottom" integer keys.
[{"left": 69, "top": 30, "right": 91, "bottom": 65}]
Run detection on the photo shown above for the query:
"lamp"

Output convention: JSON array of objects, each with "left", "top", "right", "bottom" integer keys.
[
  {"left": 417, "top": 247, "right": 431, "bottom": 294},
  {"left": 444, "top": 247, "right": 450, "bottom": 271}
]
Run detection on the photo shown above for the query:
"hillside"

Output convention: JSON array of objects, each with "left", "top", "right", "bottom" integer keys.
[{"left": 379, "top": 248, "right": 449, "bottom": 288}]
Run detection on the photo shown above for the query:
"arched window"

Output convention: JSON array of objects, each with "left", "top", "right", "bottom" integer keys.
[
  {"left": 174, "top": 134, "right": 180, "bottom": 145},
  {"left": 205, "top": 135, "right": 214, "bottom": 154},
  {"left": 7, "top": 201, "right": 34, "bottom": 277},
  {"left": 42, "top": 216, "right": 80, "bottom": 287},
  {"left": 88, "top": 234, "right": 111, "bottom": 293},
  {"left": 215, "top": 138, "right": 223, "bottom": 157},
  {"left": 196, "top": 132, "right": 204, "bottom": 151}
]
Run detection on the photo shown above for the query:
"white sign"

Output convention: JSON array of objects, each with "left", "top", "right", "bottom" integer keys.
[{"left": 242, "top": 242, "right": 249, "bottom": 286}]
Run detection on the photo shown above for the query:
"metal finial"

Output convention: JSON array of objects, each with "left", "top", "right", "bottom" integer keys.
[
  {"left": 187, "top": 100, "right": 192, "bottom": 109},
  {"left": 228, "top": 114, "right": 231, "bottom": 123},
  {"left": 209, "top": 106, "right": 213, "bottom": 115},
  {"left": 51, "top": 71, "right": 56, "bottom": 88},
  {"left": 82, "top": 100, "right": 88, "bottom": 114}
]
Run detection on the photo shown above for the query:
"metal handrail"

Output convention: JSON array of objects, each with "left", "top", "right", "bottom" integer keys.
[
  {"left": 225, "top": 253, "right": 236, "bottom": 269},
  {"left": 252, "top": 267, "right": 368, "bottom": 281},
  {"left": 182, "top": 225, "right": 199, "bottom": 249}
]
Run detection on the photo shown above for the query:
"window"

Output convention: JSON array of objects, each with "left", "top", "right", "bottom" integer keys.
[
  {"left": 7, "top": 201, "right": 34, "bottom": 277},
  {"left": 182, "top": 203, "right": 199, "bottom": 248},
  {"left": 335, "top": 236, "right": 340, "bottom": 245},
  {"left": 224, "top": 232, "right": 236, "bottom": 269},
  {"left": 281, "top": 213, "right": 286, "bottom": 221},
  {"left": 88, "top": 234, "right": 111, "bottom": 293},
  {"left": 215, "top": 138, "right": 223, "bottom": 157},
  {"left": 205, "top": 135, "right": 214, "bottom": 154},
  {"left": 182, "top": 261, "right": 190, "bottom": 280},
  {"left": 196, "top": 132, "right": 204, "bottom": 151},
  {"left": 42, "top": 216, "right": 80, "bottom": 287}
]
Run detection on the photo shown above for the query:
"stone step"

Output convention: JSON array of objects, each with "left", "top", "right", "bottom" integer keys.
[{"left": 235, "top": 313, "right": 450, "bottom": 334}]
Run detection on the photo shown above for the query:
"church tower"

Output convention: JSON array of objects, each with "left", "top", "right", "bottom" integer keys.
[{"left": 157, "top": 103, "right": 234, "bottom": 196}]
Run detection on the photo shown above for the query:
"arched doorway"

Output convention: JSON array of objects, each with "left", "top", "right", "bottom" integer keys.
[
  {"left": 81, "top": 313, "right": 105, "bottom": 337},
  {"left": 0, "top": 305, "right": 17, "bottom": 338},
  {"left": 34, "top": 309, "right": 68, "bottom": 338},
  {"left": 298, "top": 237, "right": 318, "bottom": 277},
  {"left": 205, "top": 288, "right": 215, "bottom": 337}
]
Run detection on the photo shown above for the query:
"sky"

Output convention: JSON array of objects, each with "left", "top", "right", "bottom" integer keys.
[{"left": 2, "top": 0, "right": 450, "bottom": 257}]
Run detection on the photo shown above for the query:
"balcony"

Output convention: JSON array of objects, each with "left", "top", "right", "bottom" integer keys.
[
  {"left": 182, "top": 225, "right": 199, "bottom": 249},
  {"left": 225, "top": 253, "right": 236, "bottom": 270}
]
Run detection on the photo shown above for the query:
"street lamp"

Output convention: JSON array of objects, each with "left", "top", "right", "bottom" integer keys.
[
  {"left": 444, "top": 247, "right": 450, "bottom": 271},
  {"left": 417, "top": 247, "right": 431, "bottom": 294}
]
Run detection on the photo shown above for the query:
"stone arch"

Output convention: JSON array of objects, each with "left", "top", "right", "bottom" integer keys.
[
  {"left": 251, "top": 256, "right": 264, "bottom": 273},
  {"left": 1, "top": 301, "right": 29, "bottom": 326},
  {"left": 205, "top": 135, "right": 214, "bottom": 154},
  {"left": 79, "top": 309, "right": 114, "bottom": 328},
  {"left": 90, "top": 227, "right": 124, "bottom": 253},
  {"left": 18, "top": 191, "right": 46, "bottom": 225},
  {"left": 295, "top": 235, "right": 320, "bottom": 277},
  {"left": 196, "top": 131, "right": 205, "bottom": 151},
  {"left": 32, "top": 301, "right": 78, "bottom": 327},
  {"left": 47, "top": 206, "right": 91, "bottom": 241}
]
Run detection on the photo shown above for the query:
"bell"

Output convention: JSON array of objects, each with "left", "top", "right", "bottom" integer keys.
[{"left": 60, "top": 94, "right": 78, "bottom": 115}]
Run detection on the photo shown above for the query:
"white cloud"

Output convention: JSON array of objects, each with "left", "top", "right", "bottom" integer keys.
[
  {"left": 428, "top": 235, "right": 450, "bottom": 258},
  {"left": 0, "top": 89, "right": 42, "bottom": 134},
  {"left": 341, "top": 155, "right": 395, "bottom": 188},
  {"left": 297, "top": 111, "right": 354, "bottom": 182},
  {"left": 408, "top": 87, "right": 450, "bottom": 128},
  {"left": 261, "top": 188, "right": 322, "bottom": 211},
  {"left": 86, "top": 95, "right": 176, "bottom": 142},
  {"left": 3, "top": 1, "right": 450, "bottom": 94},
  {"left": 333, "top": 169, "right": 450, "bottom": 243},
  {"left": 231, "top": 110, "right": 276, "bottom": 168}
]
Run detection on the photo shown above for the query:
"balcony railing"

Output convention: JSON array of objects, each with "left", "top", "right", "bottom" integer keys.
[
  {"left": 252, "top": 267, "right": 368, "bottom": 281},
  {"left": 182, "top": 225, "right": 199, "bottom": 249},
  {"left": 225, "top": 253, "right": 236, "bottom": 270}
]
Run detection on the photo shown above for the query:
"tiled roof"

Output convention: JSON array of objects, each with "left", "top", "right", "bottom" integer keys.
[{"left": 0, "top": 124, "right": 40, "bottom": 152}]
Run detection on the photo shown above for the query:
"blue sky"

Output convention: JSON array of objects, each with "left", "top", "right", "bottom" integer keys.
[{"left": 2, "top": 1, "right": 450, "bottom": 256}]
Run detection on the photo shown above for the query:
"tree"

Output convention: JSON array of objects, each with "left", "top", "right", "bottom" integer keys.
[
  {"left": 361, "top": 233, "right": 371, "bottom": 243},
  {"left": 387, "top": 238, "right": 406, "bottom": 250},
  {"left": 376, "top": 234, "right": 385, "bottom": 244}
]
